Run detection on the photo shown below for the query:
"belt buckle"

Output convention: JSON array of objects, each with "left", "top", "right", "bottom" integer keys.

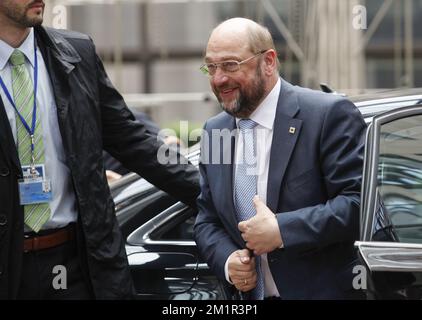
[
  {"left": 24, "top": 232, "right": 43, "bottom": 252},
  {"left": 23, "top": 233, "right": 33, "bottom": 253}
]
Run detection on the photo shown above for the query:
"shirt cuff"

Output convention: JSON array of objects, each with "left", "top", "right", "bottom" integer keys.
[
  {"left": 277, "top": 215, "right": 284, "bottom": 249},
  {"left": 279, "top": 235, "right": 284, "bottom": 249},
  {"left": 224, "top": 256, "right": 233, "bottom": 284}
]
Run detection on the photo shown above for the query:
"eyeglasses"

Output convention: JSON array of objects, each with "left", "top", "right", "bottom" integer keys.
[{"left": 200, "top": 50, "right": 268, "bottom": 76}]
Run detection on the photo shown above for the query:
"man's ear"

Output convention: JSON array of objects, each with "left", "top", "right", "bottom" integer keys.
[{"left": 262, "top": 49, "right": 277, "bottom": 76}]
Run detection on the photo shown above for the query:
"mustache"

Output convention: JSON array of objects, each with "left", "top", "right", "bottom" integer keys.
[
  {"left": 216, "top": 85, "right": 239, "bottom": 93},
  {"left": 28, "top": 0, "right": 45, "bottom": 7}
]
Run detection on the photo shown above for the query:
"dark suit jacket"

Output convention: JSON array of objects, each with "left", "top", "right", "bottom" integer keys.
[
  {"left": 0, "top": 26, "right": 199, "bottom": 299},
  {"left": 194, "top": 78, "right": 366, "bottom": 299}
]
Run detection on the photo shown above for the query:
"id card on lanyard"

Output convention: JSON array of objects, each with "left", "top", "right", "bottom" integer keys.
[{"left": 0, "top": 42, "right": 52, "bottom": 205}]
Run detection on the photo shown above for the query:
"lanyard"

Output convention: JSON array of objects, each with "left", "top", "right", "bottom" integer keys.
[{"left": 0, "top": 42, "right": 39, "bottom": 171}]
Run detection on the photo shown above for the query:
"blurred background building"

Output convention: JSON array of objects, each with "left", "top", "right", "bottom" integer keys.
[{"left": 42, "top": 0, "right": 422, "bottom": 134}]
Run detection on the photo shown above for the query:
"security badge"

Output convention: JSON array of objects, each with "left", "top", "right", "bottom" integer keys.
[{"left": 18, "top": 164, "right": 52, "bottom": 205}]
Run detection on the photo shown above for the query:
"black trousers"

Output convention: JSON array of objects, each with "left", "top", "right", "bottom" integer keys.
[{"left": 17, "top": 237, "right": 94, "bottom": 300}]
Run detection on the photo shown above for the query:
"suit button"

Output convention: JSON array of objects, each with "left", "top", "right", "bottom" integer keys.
[
  {"left": 0, "top": 214, "right": 7, "bottom": 226},
  {"left": 0, "top": 167, "right": 9, "bottom": 177}
]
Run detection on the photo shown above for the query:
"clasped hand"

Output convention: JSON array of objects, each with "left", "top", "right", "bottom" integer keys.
[
  {"left": 227, "top": 249, "right": 257, "bottom": 292},
  {"left": 238, "top": 196, "right": 283, "bottom": 255}
]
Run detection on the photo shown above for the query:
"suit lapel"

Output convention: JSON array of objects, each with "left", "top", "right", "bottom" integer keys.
[
  {"left": 34, "top": 26, "right": 80, "bottom": 129},
  {"left": 0, "top": 99, "right": 21, "bottom": 173},
  {"left": 43, "top": 47, "right": 71, "bottom": 123},
  {"left": 267, "top": 79, "right": 302, "bottom": 212}
]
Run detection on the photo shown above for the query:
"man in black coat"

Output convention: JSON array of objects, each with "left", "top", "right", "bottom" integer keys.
[{"left": 0, "top": 0, "right": 199, "bottom": 299}]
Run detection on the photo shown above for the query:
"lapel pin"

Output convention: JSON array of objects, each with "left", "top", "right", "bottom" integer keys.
[{"left": 289, "top": 127, "right": 296, "bottom": 134}]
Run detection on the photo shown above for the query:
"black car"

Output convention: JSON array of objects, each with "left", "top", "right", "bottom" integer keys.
[{"left": 111, "top": 88, "right": 422, "bottom": 300}]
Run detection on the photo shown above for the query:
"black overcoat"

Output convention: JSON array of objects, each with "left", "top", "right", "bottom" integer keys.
[{"left": 0, "top": 26, "right": 199, "bottom": 299}]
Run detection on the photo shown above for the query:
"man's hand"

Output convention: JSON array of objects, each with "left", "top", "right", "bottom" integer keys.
[
  {"left": 238, "top": 196, "right": 283, "bottom": 255},
  {"left": 227, "top": 249, "right": 257, "bottom": 292}
]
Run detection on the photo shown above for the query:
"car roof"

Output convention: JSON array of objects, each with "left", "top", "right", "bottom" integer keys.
[
  {"left": 350, "top": 88, "right": 422, "bottom": 104},
  {"left": 351, "top": 89, "right": 422, "bottom": 120}
]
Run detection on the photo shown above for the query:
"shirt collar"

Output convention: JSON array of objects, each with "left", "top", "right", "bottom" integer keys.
[
  {"left": 236, "top": 77, "right": 281, "bottom": 130},
  {"left": 0, "top": 28, "right": 35, "bottom": 71}
]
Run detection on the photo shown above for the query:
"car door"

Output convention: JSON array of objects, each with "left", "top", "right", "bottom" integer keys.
[
  {"left": 125, "top": 201, "right": 231, "bottom": 300},
  {"left": 357, "top": 105, "right": 422, "bottom": 299}
]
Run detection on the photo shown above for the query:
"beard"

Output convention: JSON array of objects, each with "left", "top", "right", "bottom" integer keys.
[
  {"left": 215, "top": 65, "right": 266, "bottom": 118},
  {"left": 1, "top": 0, "right": 44, "bottom": 28}
]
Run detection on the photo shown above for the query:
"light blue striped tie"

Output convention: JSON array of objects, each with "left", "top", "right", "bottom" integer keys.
[
  {"left": 234, "top": 119, "right": 264, "bottom": 300},
  {"left": 10, "top": 49, "right": 51, "bottom": 233}
]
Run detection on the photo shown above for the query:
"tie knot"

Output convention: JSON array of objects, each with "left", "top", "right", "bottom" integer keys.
[
  {"left": 10, "top": 50, "right": 26, "bottom": 66},
  {"left": 238, "top": 119, "right": 257, "bottom": 130}
]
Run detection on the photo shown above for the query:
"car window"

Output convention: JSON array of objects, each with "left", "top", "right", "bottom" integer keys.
[
  {"left": 377, "top": 115, "right": 422, "bottom": 244},
  {"left": 150, "top": 208, "right": 196, "bottom": 241},
  {"left": 156, "top": 216, "right": 195, "bottom": 241}
]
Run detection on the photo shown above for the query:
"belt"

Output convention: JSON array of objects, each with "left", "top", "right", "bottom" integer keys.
[{"left": 24, "top": 224, "right": 75, "bottom": 252}]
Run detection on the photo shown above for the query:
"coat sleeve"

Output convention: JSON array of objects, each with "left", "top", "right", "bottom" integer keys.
[
  {"left": 194, "top": 123, "right": 240, "bottom": 281},
  {"left": 277, "top": 99, "right": 366, "bottom": 252},
  {"left": 93, "top": 47, "right": 199, "bottom": 207}
]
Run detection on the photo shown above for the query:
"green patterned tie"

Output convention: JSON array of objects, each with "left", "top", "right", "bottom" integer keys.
[{"left": 10, "top": 49, "right": 51, "bottom": 233}]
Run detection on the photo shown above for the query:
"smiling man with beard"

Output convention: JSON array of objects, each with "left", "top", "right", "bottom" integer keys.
[
  {"left": 194, "top": 18, "right": 367, "bottom": 299},
  {"left": 0, "top": 0, "right": 199, "bottom": 299}
]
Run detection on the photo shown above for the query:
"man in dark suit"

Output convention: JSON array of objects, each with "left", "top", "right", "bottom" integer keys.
[
  {"left": 194, "top": 18, "right": 366, "bottom": 299},
  {"left": 0, "top": 0, "right": 198, "bottom": 299}
]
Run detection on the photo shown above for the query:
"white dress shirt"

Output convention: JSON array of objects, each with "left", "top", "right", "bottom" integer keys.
[
  {"left": 225, "top": 78, "right": 281, "bottom": 297},
  {"left": 0, "top": 28, "right": 78, "bottom": 231}
]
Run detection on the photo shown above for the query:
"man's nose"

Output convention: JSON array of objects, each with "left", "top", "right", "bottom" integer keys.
[{"left": 211, "top": 68, "right": 229, "bottom": 86}]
